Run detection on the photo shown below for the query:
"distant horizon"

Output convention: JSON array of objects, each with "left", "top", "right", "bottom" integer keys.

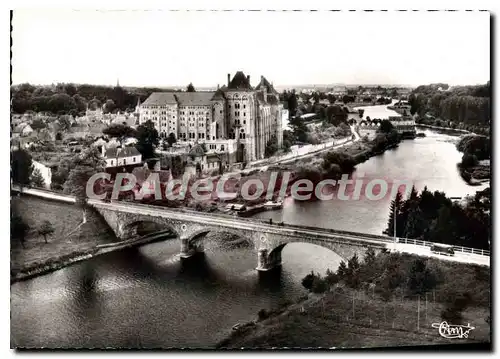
[{"left": 12, "top": 80, "right": 492, "bottom": 91}]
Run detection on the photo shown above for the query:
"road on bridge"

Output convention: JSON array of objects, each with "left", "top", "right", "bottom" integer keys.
[{"left": 14, "top": 186, "right": 490, "bottom": 268}]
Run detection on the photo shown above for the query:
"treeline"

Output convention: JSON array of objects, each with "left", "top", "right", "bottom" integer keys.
[
  {"left": 282, "top": 89, "right": 393, "bottom": 120},
  {"left": 384, "top": 186, "right": 490, "bottom": 250},
  {"left": 456, "top": 134, "right": 490, "bottom": 167},
  {"left": 409, "top": 82, "right": 490, "bottom": 134},
  {"left": 11, "top": 82, "right": 171, "bottom": 115}
]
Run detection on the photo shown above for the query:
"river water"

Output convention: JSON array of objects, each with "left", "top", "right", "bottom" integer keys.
[{"left": 11, "top": 104, "right": 487, "bottom": 349}]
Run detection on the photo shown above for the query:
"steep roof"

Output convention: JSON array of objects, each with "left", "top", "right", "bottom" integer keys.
[
  {"left": 105, "top": 146, "right": 141, "bottom": 159},
  {"left": 142, "top": 92, "right": 177, "bottom": 106},
  {"left": 189, "top": 144, "right": 205, "bottom": 157},
  {"left": 174, "top": 92, "right": 215, "bottom": 106},
  {"left": 256, "top": 91, "right": 279, "bottom": 105},
  {"left": 255, "top": 76, "right": 278, "bottom": 94},
  {"left": 227, "top": 71, "right": 253, "bottom": 90},
  {"left": 211, "top": 88, "right": 226, "bottom": 101}
]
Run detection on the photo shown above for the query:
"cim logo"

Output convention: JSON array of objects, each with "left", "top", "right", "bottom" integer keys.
[{"left": 431, "top": 321, "right": 475, "bottom": 339}]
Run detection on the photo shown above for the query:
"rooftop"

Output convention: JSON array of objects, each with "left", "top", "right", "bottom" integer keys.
[
  {"left": 105, "top": 146, "right": 141, "bottom": 159},
  {"left": 142, "top": 92, "right": 177, "bottom": 106},
  {"left": 227, "top": 71, "right": 253, "bottom": 91},
  {"left": 174, "top": 92, "right": 216, "bottom": 106}
]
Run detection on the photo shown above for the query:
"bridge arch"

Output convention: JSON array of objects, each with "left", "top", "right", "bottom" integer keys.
[
  {"left": 188, "top": 227, "right": 255, "bottom": 248},
  {"left": 121, "top": 219, "right": 179, "bottom": 238},
  {"left": 260, "top": 238, "right": 381, "bottom": 271},
  {"left": 268, "top": 241, "right": 349, "bottom": 265}
]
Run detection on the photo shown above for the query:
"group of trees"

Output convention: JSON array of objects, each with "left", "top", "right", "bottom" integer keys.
[
  {"left": 384, "top": 186, "right": 490, "bottom": 250},
  {"left": 409, "top": 82, "right": 490, "bottom": 134},
  {"left": 11, "top": 149, "right": 46, "bottom": 188},
  {"left": 11, "top": 82, "right": 168, "bottom": 115},
  {"left": 456, "top": 134, "right": 491, "bottom": 169},
  {"left": 369, "top": 120, "right": 400, "bottom": 153},
  {"left": 11, "top": 203, "right": 55, "bottom": 248},
  {"left": 301, "top": 248, "right": 439, "bottom": 298},
  {"left": 301, "top": 248, "right": 488, "bottom": 322},
  {"left": 294, "top": 151, "right": 357, "bottom": 187},
  {"left": 101, "top": 120, "right": 160, "bottom": 159},
  {"left": 264, "top": 137, "right": 279, "bottom": 158}
]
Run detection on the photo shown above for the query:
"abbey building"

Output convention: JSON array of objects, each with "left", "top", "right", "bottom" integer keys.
[{"left": 139, "top": 71, "right": 283, "bottom": 162}]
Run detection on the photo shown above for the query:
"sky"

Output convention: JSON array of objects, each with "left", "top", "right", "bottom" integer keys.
[{"left": 11, "top": 10, "right": 491, "bottom": 88}]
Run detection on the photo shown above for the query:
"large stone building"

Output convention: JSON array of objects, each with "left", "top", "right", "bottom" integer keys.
[{"left": 139, "top": 71, "right": 283, "bottom": 162}]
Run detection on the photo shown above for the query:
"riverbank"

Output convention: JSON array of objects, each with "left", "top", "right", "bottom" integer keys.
[
  {"left": 416, "top": 123, "right": 475, "bottom": 135},
  {"left": 218, "top": 287, "right": 490, "bottom": 349},
  {"left": 10, "top": 195, "right": 176, "bottom": 283},
  {"left": 11, "top": 230, "right": 174, "bottom": 284},
  {"left": 217, "top": 252, "right": 491, "bottom": 349}
]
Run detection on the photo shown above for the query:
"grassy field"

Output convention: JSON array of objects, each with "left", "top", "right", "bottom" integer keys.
[
  {"left": 218, "top": 251, "right": 491, "bottom": 349},
  {"left": 11, "top": 195, "right": 118, "bottom": 277},
  {"left": 218, "top": 286, "right": 490, "bottom": 349}
]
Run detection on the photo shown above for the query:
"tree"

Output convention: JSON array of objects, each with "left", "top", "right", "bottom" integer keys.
[
  {"left": 325, "top": 269, "right": 339, "bottom": 285},
  {"left": 264, "top": 137, "right": 278, "bottom": 158},
  {"left": 346, "top": 254, "right": 361, "bottom": 288},
  {"left": 379, "top": 119, "right": 394, "bottom": 134},
  {"left": 11, "top": 209, "right": 29, "bottom": 248},
  {"left": 103, "top": 99, "right": 116, "bottom": 114},
  {"left": 384, "top": 190, "right": 403, "bottom": 237},
  {"left": 404, "top": 205, "right": 427, "bottom": 239},
  {"left": 30, "top": 118, "right": 46, "bottom": 130},
  {"left": 429, "top": 205, "right": 456, "bottom": 245},
  {"left": 11, "top": 149, "right": 33, "bottom": 187},
  {"left": 364, "top": 247, "right": 376, "bottom": 265},
  {"left": 407, "top": 258, "right": 437, "bottom": 294},
  {"left": 461, "top": 153, "right": 478, "bottom": 168},
  {"left": 441, "top": 292, "right": 472, "bottom": 323},
  {"left": 282, "top": 130, "right": 293, "bottom": 152},
  {"left": 167, "top": 132, "right": 177, "bottom": 147},
  {"left": 161, "top": 139, "right": 169, "bottom": 151},
  {"left": 30, "top": 168, "right": 45, "bottom": 188},
  {"left": 135, "top": 120, "right": 159, "bottom": 159},
  {"left": 186, "top": 83, "right": 196, "bottom": 92},
  {"left": 103, "top": 124, "right": 136, "bottom": 145},
  {"left": 301, "top": 271, "right": 317, "bottom": 291},
  {"left": 337, "top": 261, "right": 348, "bottom": 278},
  {"left": 63, "top": 148, "right": 106, "bottom": 223},
  {"left": 287, "top": 91, "right": 298, "bottom": 117},
  {"left": 37, "top": 220, "right": 55, "bottom": 243},
  {"left": 58, "top": 116, "right": 72, "bottom": 131},
  {"left": 311, "top": 276, "right": 328, "bottom": 293}
]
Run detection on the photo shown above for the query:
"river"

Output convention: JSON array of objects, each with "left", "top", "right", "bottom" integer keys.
[{"left": 10, "top": 103, "right": 487, "bottom": 348}]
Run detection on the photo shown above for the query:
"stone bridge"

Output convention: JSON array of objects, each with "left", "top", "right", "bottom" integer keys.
[{"left": 89, "top": 199, "right": 392, "bottom": 271}]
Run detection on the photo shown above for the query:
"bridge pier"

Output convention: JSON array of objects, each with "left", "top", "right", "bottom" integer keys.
[
  {"left": 180, "top": 237, "right": 204, "bottom": 259},
  {"left": 256, "top": 248, "right": 282, "bottom": 272}
]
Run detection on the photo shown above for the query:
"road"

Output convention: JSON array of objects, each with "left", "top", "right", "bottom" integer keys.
[
  {"left": 392, "top": 242, "right": 490, "bottom": 267},
  {"left": 246, "top": 124, "right": 361, "bottom": 171}
]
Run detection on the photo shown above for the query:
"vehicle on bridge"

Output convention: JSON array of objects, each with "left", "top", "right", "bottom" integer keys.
[{"left": 430, "top": 243, "right": 455, "bottom": 256}]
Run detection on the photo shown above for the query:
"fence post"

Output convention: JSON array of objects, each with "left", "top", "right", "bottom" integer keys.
[
  {"left": 352, "top": 291, "right": 356, "bottom": 320},
  {"left": 425, "top": 293, "right": 428, "bottom": 322}
]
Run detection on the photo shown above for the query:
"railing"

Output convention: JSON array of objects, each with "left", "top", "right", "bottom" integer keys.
[{"left": 396, "top": 237, "right": 490, "bottom": 257}]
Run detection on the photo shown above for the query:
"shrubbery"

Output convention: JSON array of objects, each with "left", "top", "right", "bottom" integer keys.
[{"left": 301, "top": 248, "right": 489, "bottom": 309}]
